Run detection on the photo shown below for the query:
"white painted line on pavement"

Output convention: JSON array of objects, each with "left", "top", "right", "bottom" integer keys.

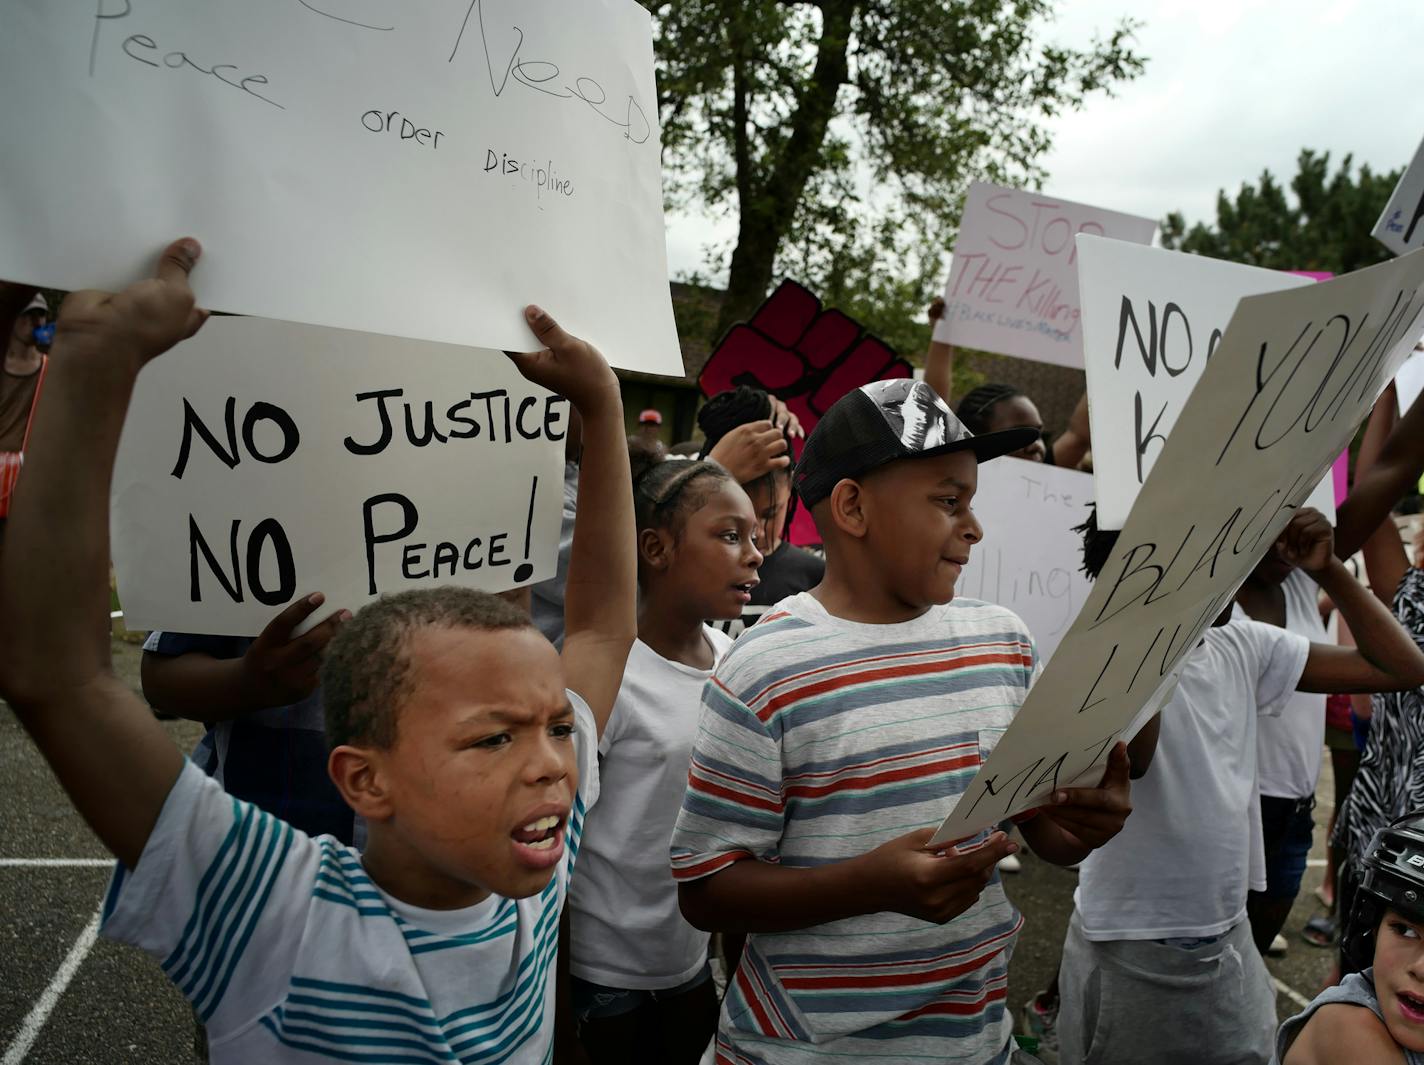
[
  {"left": 0, "top": 859, "right": 112, "bottom": 868},
  {"left": 1273, "top": 977, "right": 1312, "bottom": 1011},
  {"left": 1, "top": 907, "right": 102, "bottom": 1065}
]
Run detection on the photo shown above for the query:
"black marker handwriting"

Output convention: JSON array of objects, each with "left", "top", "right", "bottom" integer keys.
[
  {"left": 449, "top": 0, "right": 652, "bottom": 145},
  {"left": 295, "top": 0, "right": 393, "bottom": 32}
]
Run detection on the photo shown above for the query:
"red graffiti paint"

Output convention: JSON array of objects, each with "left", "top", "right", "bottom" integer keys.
[{"left": 700, "top": 280, "right": 913, "bottom": 544}]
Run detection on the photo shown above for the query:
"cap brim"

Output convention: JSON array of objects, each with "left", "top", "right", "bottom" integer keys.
[{"left": 918, "top": 425, "right": 1041, "bottom": 464}]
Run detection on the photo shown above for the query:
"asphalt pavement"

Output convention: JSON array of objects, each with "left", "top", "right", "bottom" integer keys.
[{"left": 0, "top": 638, "right": 1338, "bottom": 1063}]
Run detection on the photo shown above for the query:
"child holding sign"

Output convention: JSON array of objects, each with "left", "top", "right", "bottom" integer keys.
[
  {"left": 670, "top": 379, "right": 1134, "bottom": 1064},
  {"left": 0, "top": 240, "right": 637, "bottom": 1065},
  {"left": 1058, "top": 508, "right": 1424, "bottom": 1065},
  {"left": 566, "top": 444, "right": 762, "bottom": 1062}
]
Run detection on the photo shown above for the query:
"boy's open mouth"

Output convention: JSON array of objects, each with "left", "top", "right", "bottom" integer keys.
[{"left": 511, "top": 815, "right": 563, "bottom": 850}]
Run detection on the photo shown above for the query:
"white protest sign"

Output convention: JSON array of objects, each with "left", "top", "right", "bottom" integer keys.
[
  {"left": 933, "top": 182, "right": 1157, "bottom": 368},
  {"left": 111, "top": 317, "right": 566, "bottom": 636},
  {"left": 931, "top": 247, "right": 1424, "bottom": 845},
  {"left": 958, "top": 457, "right": 1093, "bottom": 663},
  {"left": 1374, "top": 134, "right": 1424, "bottom": 256},
  {"left": 0, "top": 0, "right": 681, "bottom": 375},
  {"left": 1077, "top": 237, "right": 1316, "bottom": 530},
  {"left": 1395, "top": 348, "right": 1424, "bottom": 413}
]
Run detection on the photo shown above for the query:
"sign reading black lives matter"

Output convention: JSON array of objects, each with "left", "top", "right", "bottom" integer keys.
[
  {"left": 111, "top": 319, "right": 566, "bottom": 636},
  {"left": 932, "top": 247, "right": 1424, "bottom": 844}
]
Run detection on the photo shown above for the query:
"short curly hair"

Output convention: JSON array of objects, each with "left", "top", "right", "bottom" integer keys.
[{"left": 320, "top": 587, "right": 534, "bottom": 749}]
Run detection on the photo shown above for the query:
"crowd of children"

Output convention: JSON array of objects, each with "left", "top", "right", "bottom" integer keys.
[{"left": 6, "top": 244, "right": 1424, "bottom": 1065}]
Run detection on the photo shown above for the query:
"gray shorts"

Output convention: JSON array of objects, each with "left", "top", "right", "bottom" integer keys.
[{"left": 1057, "top": 911, "right": 1275, "bottom": 1065}]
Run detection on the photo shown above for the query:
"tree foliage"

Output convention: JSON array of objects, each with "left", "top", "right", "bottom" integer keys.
[
  {"left": 644, "top": 1, "right": 1145, "bottom": 335},
  {"left": 1161, "top": 150, "right": 1401, "bottom": 275}
]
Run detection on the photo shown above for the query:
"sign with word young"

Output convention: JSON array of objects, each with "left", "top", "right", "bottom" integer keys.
[
  {"left": 932, "top": 247, "right": 1424, "bottom": 844},
  {"left": 1078, "top": 237, "right": 1316, "bottom": 530},
  {"left": 1375, "top": 134, "right": 1424, "bottom": 256},
  {"left": 958, "top": 457, "right": 1093, "bottom": 663},
  {"left": 111, "top": 317, "right": 566, "bottom": 636},
  {"left": 932, "top": 182, "right": 1157, "bottom": 369},
  {"left": 0, "top": 0, "right": 680, "bottom": 375}
]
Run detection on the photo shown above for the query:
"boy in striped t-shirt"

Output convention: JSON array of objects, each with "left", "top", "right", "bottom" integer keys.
[
  {"left": 0, "top": 242, "right": 637, "bottom": 1065},
  {"left": 671, "top": 380, "right": 1136, "bottom": 1064}
]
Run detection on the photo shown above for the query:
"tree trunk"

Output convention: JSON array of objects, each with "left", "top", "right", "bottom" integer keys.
[{"left": 713, "top": 0, "right": 855, "bottom": 336}]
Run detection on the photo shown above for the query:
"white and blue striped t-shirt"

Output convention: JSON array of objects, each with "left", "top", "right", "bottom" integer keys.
[{"left": 102, "top": 691, "right": 599, "bottom": 1065}]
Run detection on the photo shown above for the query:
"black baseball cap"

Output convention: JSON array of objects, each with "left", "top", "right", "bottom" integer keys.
[{"left": 794, "top": 379, "right": 1040, "bottom": 507}]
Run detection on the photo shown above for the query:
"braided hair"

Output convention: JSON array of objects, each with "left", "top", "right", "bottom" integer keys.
[
  {"left": 628, "top": 439, "right": 733, "bottom": 540},
  {"left": 957, "top": 383, "right": 1026, "bottom": 435},
  {"left": 1073, "top": 504, "right": 1119, "bottom": 582}
]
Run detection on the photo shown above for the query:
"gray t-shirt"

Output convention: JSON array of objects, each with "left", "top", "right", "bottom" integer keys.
[{"left": 1273, "top": 968, "right": 1424, "bottom": 1064}]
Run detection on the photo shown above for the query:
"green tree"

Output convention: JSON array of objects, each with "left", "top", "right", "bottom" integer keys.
[
  {"left": 645, "top": 1, "right": 1145, "bottom": 335},
  {"left": 1161, "top": 150, "right": 1401, "bottom": 274}
]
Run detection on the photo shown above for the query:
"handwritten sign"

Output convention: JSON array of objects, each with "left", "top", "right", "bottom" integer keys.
[
  {"left": 932, "top": 182, "right": 1157, "bottom": 368},
  {"left": 1077, "top": 237, "right": 1315, "bottom": 529},
  {"left": 0, "top": 0, "right": 681, "bottom": 375},
  {"left": 931, "top": 247, "right": 1424, "bottom": 844},
  {"left": 111, "top": 317, "right": 566, "bottom": 636},
  {"left": 959, "top": 457, "right": 1093, "bottom": 663},
  {"left": 1375, "top": 134, "right": 1424, "bottom": 256}
]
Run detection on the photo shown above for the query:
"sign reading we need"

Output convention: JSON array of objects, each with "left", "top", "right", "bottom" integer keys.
[
  {"left": 111, "top": 318, "right": 566, "bottom": 636},
  {"left": 933, "top": 247, "right": 1424, "bottom": 844},
  {"left": 932, "top": 182, "right": 1157, "bottom": 368},
  {"left": 0, "top": 0, "right": 680, "bottom": 375}
]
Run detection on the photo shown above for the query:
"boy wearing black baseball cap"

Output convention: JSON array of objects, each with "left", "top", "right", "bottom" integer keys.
[{"left": 670, "top": 379, "right": 1135, "bottom": 1064}]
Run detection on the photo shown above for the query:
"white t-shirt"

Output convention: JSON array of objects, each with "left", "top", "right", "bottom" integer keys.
[
  {"left": 568, "top": 627, "right": 731, "bottom": 988},
  {"left": 1074, "top": 620, "right": 1309, "bottom": 941},
  {"left": 102, "top": 691, "right": 600, "bottom": 1065},
  {"left": 1254, "top": 569, "right": 1329, "bottom": 800}
]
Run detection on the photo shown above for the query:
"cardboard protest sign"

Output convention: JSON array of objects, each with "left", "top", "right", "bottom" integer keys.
[
  {"left": 1077, "top": 237, "right": 1315, "bottom": 529},
  {"left": 958, "top": 457, "right": 1093, "bottom": 663},
  {"left": 931, "top": 247, "right": 1424, "bottom": 844},
  {"left": 1375, "top": 134, "right": 1424, "bottom": 256},
  {"left": 111, "top": 317, "right": 566, "bottom": 636},
  {"left": 0, "top": 1, "right": 680, "bottom": 375},
  {"left": 932, "top": 182, "right": 1157, "bottom": 369},
  {"left": 698, "top": 279, "right": 912, "bottom": 546}
]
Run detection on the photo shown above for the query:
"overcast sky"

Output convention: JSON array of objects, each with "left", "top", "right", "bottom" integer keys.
[{"left": 665, "top": 0, "right": 1424, "bottom": 282}]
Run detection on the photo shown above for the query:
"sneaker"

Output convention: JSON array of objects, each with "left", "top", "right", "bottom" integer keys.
[
  {"left": 1268, "top": 933, "right": 1289, "bottom": 957},
  {"left": 998, "top": 853, "right": 1022, "bottom": 874},
  {"left": 1020, "top": 993, "right": 1059, "bottom": 1061}
]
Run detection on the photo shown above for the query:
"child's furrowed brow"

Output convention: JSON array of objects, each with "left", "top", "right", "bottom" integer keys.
[{"left": 458, "top": 702, "right": 575, "bottom": 729}]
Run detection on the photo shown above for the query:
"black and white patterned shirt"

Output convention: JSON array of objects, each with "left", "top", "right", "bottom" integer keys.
[{"left": 1333, "top": 567, "right": 1424, "bottom": 861}]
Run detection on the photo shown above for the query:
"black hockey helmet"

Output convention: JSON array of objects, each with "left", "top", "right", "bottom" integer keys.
[{"left": 1342, "top": 811, "right": 1424, "bottom": 969}]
